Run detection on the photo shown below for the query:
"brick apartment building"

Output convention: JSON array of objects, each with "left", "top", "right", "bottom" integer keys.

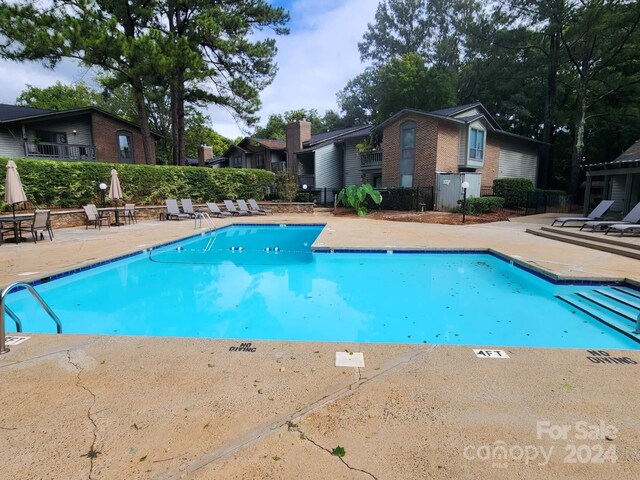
[{"left": 0, "top": 104, "right": 158, "bottom": 164}]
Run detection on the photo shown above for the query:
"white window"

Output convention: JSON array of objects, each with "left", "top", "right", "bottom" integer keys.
[
  {"left": 117, "top": 131, "right": 133, "bottom": 163},
  {"left": 469, "top": 128, "right": 485, "bottom": 160},
  {"left": 400, "top": 122, "right": 415, "bottom": 187}
]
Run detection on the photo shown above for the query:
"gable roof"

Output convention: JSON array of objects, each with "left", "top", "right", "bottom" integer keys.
[
  {"left": 0, "top": 103, "right": 161, "bottom": 138},
  {"left": 251, "top": 138, "right": 286, "bottom": 150},
  {"left": 0, "top": 104, "right": 55, "bottom": 122},
  {"left": 301, "top": 125, "right": 372, "bottom": 151},
  {"left": 373, "top": 103, "right": 543, "bottom": 145},
  {"left": 586, "top": 139, "right": 640, "bottom": 171}
]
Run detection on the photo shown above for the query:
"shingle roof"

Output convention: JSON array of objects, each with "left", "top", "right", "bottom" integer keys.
[
  {"left": 252, "top": 138, "right": 286, "bottom": 150},
  {"left": 0, "top": 104, "right": 55, "bottom": 122},
  {"left": 586, "top": 139, "right": 640, "bottom": 171},
  {"left": 305, "top": 125, "right": 371, "bottom": 147},
  {"left": 428, "top": 103, "right": 481, "bottom": 117},
  {"left": 615, "top": 139, "right": 640, "bottom": 163}
]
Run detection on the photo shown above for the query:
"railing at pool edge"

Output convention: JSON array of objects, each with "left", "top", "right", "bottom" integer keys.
[{"left": 1, "top": 282, "right": 62, "bottom": 355}]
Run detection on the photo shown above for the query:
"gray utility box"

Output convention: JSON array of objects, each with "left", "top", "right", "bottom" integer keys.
[{"left": 435, "top": 172, "right": 482, "bottom": 212}]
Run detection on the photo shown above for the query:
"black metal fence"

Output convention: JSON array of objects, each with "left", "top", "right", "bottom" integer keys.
[
  {"left": 376, "top": 187, "right": 434, "bottom": 211},
  {"left": 524, "top": 192, "right": 581, "bottom": 215},
  {"left": 480, "top": 186, "right": 495, "bottom": 197}
]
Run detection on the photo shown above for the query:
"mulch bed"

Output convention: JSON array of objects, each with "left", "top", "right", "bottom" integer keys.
[{"left": 333, "top": 208, "right": 522, "bottom": 225}]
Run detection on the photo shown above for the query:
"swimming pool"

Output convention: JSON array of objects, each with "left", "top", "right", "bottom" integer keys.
[{"left": 5, "top": 224, "right": 640, "bottom": 349}]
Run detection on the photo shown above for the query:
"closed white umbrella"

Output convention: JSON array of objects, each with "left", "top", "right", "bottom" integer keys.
[
  {"left": 108, "top": 169, "right": 123, "bottom": 225},
  {"left": 5, "top": 160, "right": 28, "bottom": 219},
  {"left": 108, "top": 169, "right": 123, "bottom": 202}
]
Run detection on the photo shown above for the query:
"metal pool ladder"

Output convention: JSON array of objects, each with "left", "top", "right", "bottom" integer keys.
[{"left": 1, "top": 282, "right": 62, "bottom": 355}]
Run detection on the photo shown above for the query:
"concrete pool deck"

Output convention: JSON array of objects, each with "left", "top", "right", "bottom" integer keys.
[{"left": 1, "top": 212, "right": 639, "bottom": 479}]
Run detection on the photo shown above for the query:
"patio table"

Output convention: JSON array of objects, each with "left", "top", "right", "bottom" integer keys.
[
  {"left": 0, "top": 214, "right": 33, "bottom": 244},
  {"left": 97, "top": 207, "right": 126, "bottom": 227}
]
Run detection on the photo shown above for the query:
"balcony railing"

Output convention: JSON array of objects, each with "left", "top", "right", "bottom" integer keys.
[
  {"left": 359, "top": 151, "right": 382, "bottom": 169},
  {"left": 271, "top": 161, "right": 288, "bottom": 173},
  {"left": 24, "top": 142, "right": 96, "bottom": 161},
  {"left": 298, "top": 174, "right": 315, "bottom": 188}
]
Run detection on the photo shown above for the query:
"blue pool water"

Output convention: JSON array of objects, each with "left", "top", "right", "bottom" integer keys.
[{"left": 5, "top": 225, "right": 639, "bottom": 349}]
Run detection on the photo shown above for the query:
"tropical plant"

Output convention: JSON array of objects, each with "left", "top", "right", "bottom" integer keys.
[{"left": 337, "top": 184, "right": 382, "bottom": 216}]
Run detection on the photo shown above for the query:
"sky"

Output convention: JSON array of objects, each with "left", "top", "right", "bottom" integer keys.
[{"left": 0, "top": 0, "right": 379, "bottom": 139}]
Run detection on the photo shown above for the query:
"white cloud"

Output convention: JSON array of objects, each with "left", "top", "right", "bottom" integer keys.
[{"left": 0, "top": 0, "right": 378, "bottom": 139}]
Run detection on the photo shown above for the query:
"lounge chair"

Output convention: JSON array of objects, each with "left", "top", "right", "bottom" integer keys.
[
  {"left": 165, "top": 199, "right": 191, "bottom": 220},
  {"left": 605, "top": 223, "right": 640, "bottom": 236},
  {"left": 551, "top": 200, "right": 615, "bottom": 227},
  {"left": 237, "top": 199, "right": 262, "bottom": 215},
  {"left": 223, "top": 199, "right": 250, "bottom": 216},
  {"left": 248, "top": 198, "right": 271, "bottom": 214},
  {"left": 21, "top": 209, "right": 53, "bottom": 242},
  {"left": 580, "top": 202, "right": 640, "bottom": 231},
  {"left": 83, "top": 205, "right": 110, "bottom": 229},
  {"left": 180, "top": 198, "right": 198, "bottom": 218},
  {"left": 206, "top": 202, "right": 232, "bottom": 217}
]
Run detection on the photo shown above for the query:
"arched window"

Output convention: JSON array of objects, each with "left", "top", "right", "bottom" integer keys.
[
  {"left": 117, "top": 131, "right": 134, "bottom": 163},
  {"left": 399, "top": 121, "right": 415, "bottom": 187}
]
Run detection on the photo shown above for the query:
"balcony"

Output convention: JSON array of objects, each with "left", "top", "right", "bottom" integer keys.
[
  {"left": 298, "top": 174, "right": 315, "bottom": 188},
  {"left": 25, "top": 142, "right": 96, "bottom": 161},
  {"left": 359, "top": 150, "right": 382, "bottom": 169}
]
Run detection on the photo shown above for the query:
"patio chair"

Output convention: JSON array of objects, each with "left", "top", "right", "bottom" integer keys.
[
  {"left": 123, "top": 203, "right": 137, "bottom": 224},
  {"left": 223, "top": 199, "right": 250, "bottom": 216},
  {"left": 83, "top": 205, "right": 110, "bottom": 229},
  {"left": 237, "top": 199, "right": 262, "bottom": 215},
  {"left": 248, "top": 199, "right": 272, "bottom": 214},
  {"left": 206, "top": 202, "right": 232, "bottom": 217},
  {"left": 180, "top": 198, "right": 199, "bottom": 218},
  {"left": 165, "top": 199, "right": 191, "bottom": 220},
  {"left": 551, "top": 200, "right": 615, "bottom": 227},
  {"left": 580, "top": 202, "right": 640, "bottom": 231},
  {"left": 21, "top": 209, "right": 53, "bottom": 243},
  {"left": 605, "top": 223, "right": 640, "bottom": 236}
]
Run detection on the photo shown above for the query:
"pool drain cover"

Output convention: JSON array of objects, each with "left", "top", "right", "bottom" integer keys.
[{"left": 335, "top": 352, "right": 364, "bottom": 368}]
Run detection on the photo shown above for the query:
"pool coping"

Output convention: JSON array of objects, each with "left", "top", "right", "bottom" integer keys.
[{"left": 6, "top": 222, "right": 640, "bottom": 292}]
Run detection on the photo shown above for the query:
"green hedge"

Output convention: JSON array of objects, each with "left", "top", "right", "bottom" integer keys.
[
  {"left": 0, "top": 158, "right": 275, "bottom": 210},
  {"left": 493, "top": 178, "right": 535, "bottom": 207},
  {"left": 458, "top": 196, "right": 505, "bottom": 215}
]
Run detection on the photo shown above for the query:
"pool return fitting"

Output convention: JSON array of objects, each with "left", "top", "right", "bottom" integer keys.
[{"left": 0, "top": 282, "right": 62, "bottom": 355}]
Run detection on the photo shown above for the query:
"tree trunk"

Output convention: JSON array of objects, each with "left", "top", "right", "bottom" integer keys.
[
  {"left": 132, "top": 84, "right": 155, "bottom": 165},
  {"left": 170, "top": 85, "right": 180, "bottom": 165},
  {"left": 569, "top": 81, "right": 587, "bottom": 196},
  {"left": 540, "top": 23, "right": 560, "bottom": 188}
]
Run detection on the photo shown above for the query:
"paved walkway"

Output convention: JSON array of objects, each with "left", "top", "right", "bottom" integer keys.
[{"left": 1, "top": 212, "right": 639, "bottom": 479}]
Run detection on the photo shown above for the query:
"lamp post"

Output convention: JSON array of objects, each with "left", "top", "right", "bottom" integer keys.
[
  {"left": 461, "top": 181, "right": 470, "bottom": 224},
  {"left": 99, "top": 182, "right": 107, "bottom": 208}
]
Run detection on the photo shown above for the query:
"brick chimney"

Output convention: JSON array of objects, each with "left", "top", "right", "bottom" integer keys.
[
  {"left": 198, "top": 145, "right": 213, "bottom": 166},
  {"left": 285, "top": 120, "right": 311, "bottom": 175}
]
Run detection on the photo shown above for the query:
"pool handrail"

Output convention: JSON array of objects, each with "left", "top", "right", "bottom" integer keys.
[{"left": 1, "top": 281, "right": 62, "bottom": 355}]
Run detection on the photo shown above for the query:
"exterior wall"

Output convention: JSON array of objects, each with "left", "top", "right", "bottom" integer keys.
[
  {"left": 314, "top": 144, "right": 343, "bottom": 189},
  {"left": 91, "top": 112, "right": 154, "bottom": 164},
  {"left": 226, "top": 146, "right": 247, "bottom": 168},
  {"left": 381, "top": 114, "right": 438, "bottom": 188},
  {"left": 482, "top": 136, "right": 501, "bottom": 186},
  {"left": 343, "top": 138, "right": 363, "bottom": 186},
  {"left": 435, "top": 121, "right": 459, "bottom": 172},
  {"left": 457, "top": 124, "right": 467, "bottom": 166},
  {"left": 25, "top": 115, "right": 93, "bottom": 147},
  {"left": 497, "top": 136, "right": 538, "bottom": 186},
  {"left": 0, "top": 125, "right": 26, "bottom": 157}
]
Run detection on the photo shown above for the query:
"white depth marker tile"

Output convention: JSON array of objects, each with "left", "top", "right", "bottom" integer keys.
[
  {"left": 473, "top": 349, "right": 509, "bottom": 359},
  {"left": 335, "top": 351, "right": 365, "bottom": 368},
  {"left": 5, "top": 336, "right": 31, "bottom": 346}
]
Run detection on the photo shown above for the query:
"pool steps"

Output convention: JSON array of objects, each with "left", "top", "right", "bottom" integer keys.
[
  {"left": 526, "top": 227, "right": 640, "bottom": 260},
  {"left": 557, "top": 287, "right": 640, "bottom": 341}
]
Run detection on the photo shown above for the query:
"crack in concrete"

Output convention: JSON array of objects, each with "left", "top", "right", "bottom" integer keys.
[
  {"left": 67, "top": 350, "right": 99, "bottom": 480},
  {"left": 298, "top": 429, "right": 378, "bottom": 480},
  {"left": 156, "top": 346, "right": 434, "bottom": 480}
]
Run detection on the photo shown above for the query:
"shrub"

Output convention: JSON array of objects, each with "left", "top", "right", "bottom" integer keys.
[
  {"left": 337, "top": 183, "right": 382, "bottom": 216},
  {"left": 274, "top": 172, "right": 298, "bottom": 202},
  {"left": 0, "top": 157, "right": 274, "bottom": 210},
  {"left": 458, "top": 196, "right": 505, "bottom": 215},
  {"left": 493, "top": 178, "right": 535, "bottom": 207}
]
